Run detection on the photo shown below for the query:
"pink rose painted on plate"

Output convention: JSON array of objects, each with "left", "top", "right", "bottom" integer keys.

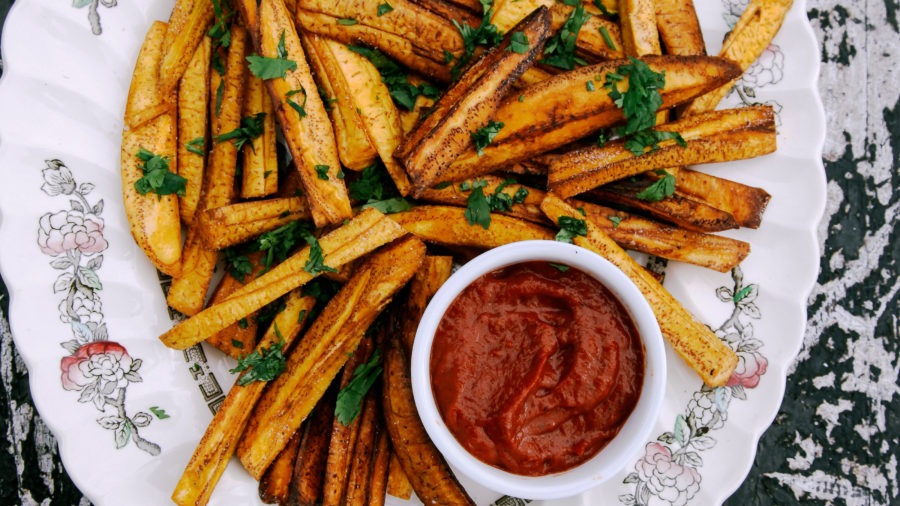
[
  {"left": 38, "top": 210, "right": 108, "bottom": 256},
  {"left": 61, "top": 341, "right": 133, "bottom": 392},
  {"left": 635, "top": 443, "right": 701, "bottom": 506},
  {"left": 727, "top": 350, "right": 768, "bottom": 388}
]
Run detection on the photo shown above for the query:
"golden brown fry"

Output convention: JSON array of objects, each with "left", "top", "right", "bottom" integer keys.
[
  {"left": 674, "top": 168, "right": 771, "bottom": 228},
  {"left": 303, "top": 33, "right": 378, "bottom": 171},
  {"left": 386, "top": 453, "right": 413, "bottom": 500},
  {"left": 237, "top": 237, "right": 426, "bottom": 479},
  {"left": 177, "top": 35, "right": 211, "bottom": 226},
  {"left": 259, "top": 429, "right": 302, "bottom": 504},
  {"left": 591, "top": 178, "right": 740, "bottom": 232},
  {"left": 654, "top": 0, "right": 706, "bottom": 56},
  {"left": 390, "top": 205, "right": 554, "bottom": 249},
  {"left": 288, "top": 383, "right": 338, "bottom": 506},
  {"left": 540, "top": 193, "right": 738, "bottom": 386},
  {"left": 321, "top": 336, "right": 374, "bottom": 506},
  {"left": 342, "top": 380, "right": 380, "bottom": 505},
  {"left": 684, "top": 0, "right": 793, "bottom": 115},
  {"left": 196, "top": 197, "right": 311, "bottom": 250},
  {"left": 160, "top": 208, "right": 407, "bottom": 349},
  {"left": 205, "top": 252, "right": 266, "bottom": 358},
  {"left": 121, "top": 21, "right": 183, "bottom": 277},
  {"left": 618, "top": 0, "right": 660, "bottom": 56},
  {"left": 367, "top": 428, "right": 390, "bottom": 506},
  {"left": 418, "top": 176, "right": 548, "bottom": 225},
  {"left": 412, "top": 0, "right": 480, "bottom": 26},
  {"left": 383, "top": 320, "right": 474, "bottom": 505},
  {"left": 397, "top": 7, "right": 552, "bottom": 195},
  {"left": 160, "top": 0, "right": 215, "bottom": 98},
  {"left": 441, "top": 55, "right": 741, "bottom": 182},
  {"left": 400, "top": 256, "right": 452, "bottom": 356},
  {"left": 167, "top": 25, "right": 248, "bottom": 316},
  {"left": 548, "top": 105, "right": 777, "bottom": 198},
  {"left": 171, "top": 289, "right": 316, "bottom": 506},
  {"left": 259, "top": 0, "right": 353, "bottom": 227},
  {"left": 242, "top": 74, "right": 279, "bottom": 198},
  {"left": 572, "top": 199, "right": 750, "bottom": 272}
]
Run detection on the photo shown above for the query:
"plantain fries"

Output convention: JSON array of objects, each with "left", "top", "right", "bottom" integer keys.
[
  {"left": 548, "top": 105, "right": 777, "bottom": 198},
  {"left": 160, "top": 0, "right": 215, "bottom": 98},
  {"left": 383, "top": 313, "right": 475, "bottom": 505},
  {"left": 390, "top": 205, "right": 555, "bottom": 249},
  {"left": 418, "top": 176, "right": 547, "bottom": 225},
  {"left": 196, "top": 197, "right": 311, "bottom": 250},
  {"left": 288, "top": 383, "right": 337, "bottom": 505},
  {"left": 177, "top": 36, "right": 211, "bottom": 226},
  {"left": 205, "top": 252, "right": 266, "bottom": 358},
  {"left": 540, "top": 193, "right": 738, "bottom": 386},
  {"left": 258, "top": 0, "right": 353, "bottom": 227},
  {"left": 302, "top": 32, "right": 378, "bottom": 171},
  {"left": 241, "top": 74, "right": 279, "bottom": 198},
  {"left": 397, "top": 7, "right": 552, "bottom": 195},
  {"left": 618, "top": 0, "right": 661, "bottom": 57},
  {"left": 675, "top": 168, "right": 771, "bottom": 228},
  {"left": 159, "top": 208, "right": 406, "bottom": 349},
  {"left": 441, "top": 55, "right": 741, "bottom": 183},
  {"left": 572, "top": 199, "right": 749, "bottom": 272},
  {"left": 683, "top": 0, "right": 793, "bottom": 115},
  {"left": 167, "top": 25, "right": 248, "bottom": 316},
  {"left": 121, "top": 21, "right": 183, "bottom": 277},
  {"left": 386, "top": 453, "right": 413, "bottom": 500},
  {"left": 368, "top": 427, "right": 391, "bottom": 506},
  {"left": 412, "top": 0, "right": 480, "bottom": 27},
  {"left": 591, "top": 178, "right": 741, "bottom": 232},
  {"left": 259, "top": 429, "right": 302, "bottom": 504},
  {"left": 237, "top": 236, "right": 426, "bottom": 478},
  {"left": 654, "top": 0, "right": 706, "bottom": 56},
  {"left": 342, "top": 377, "right": 381, "bottom": 505},
  {"left": 171, "top": 289, "right": 316, "bottom": 506},
  {"left": 400, "top": 256, "right": 453, "bottom": 355}
]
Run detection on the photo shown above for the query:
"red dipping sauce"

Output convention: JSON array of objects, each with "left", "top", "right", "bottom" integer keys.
[{"left": 430, "top": 261, "right": 645, "bottom": 476}]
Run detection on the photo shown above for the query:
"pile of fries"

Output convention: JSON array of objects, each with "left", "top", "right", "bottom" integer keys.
[{"left": 119, "top": 0, "right": 793, "bottom": 503}]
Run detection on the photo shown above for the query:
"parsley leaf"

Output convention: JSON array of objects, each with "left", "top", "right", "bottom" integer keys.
[
  {"left": 208, "top": 0, "right": 234, "bottom": 49},
  {"left": 508, "top": 31, "right": 529, "bottom": 54},
  {"left": 539, "top": 0, "right": 590, "bottom": 70},
  {"left": 231, "top": 339, "right": 244, "bottom": 349},
  {"left": 337, "top": 18, "right": 358, "bottom": 25},
  {"left": 608, "top": 216, "right": 622, "bottom": 228},
  {"left": 257, "top": 221, "right": 307, "bottom": 269},
  {"left": 464, "top": 181, "right": 492, "bottom": 229},
  {"left": 592, "top": 0, "right": 617, "bottom": 18},
  {"left": 255, "top": 298, "right": 287, "bottom": 326},
  {"left": 230, "top": 338, "right": 288, "bottom": 386},
  {"left": 246, "top": 32, "right": 297, "bottom": 79},
  {"left": 603, "top": 57, "right": 665, "bottom": 136},
  {"left": 302, "top": 231, "right": 338, "bottom": 275},
  {"left": 346, "top": 45, "right": 440, "bottom": 110},
  {"left": 634, "top": 169, "right": 676, "bottom": 202},
  {"left": 555, "top": 215, "right": 587, "bottom": 243},
  {"left": 623, "top": 130, "right": 686, "bottom": 156},
  {"left": 377, "top": 2, "right": 393, "bottom": 15},
  {"left": 225, "top": 248, "right": 253, "bottom": 281},
  {"left": 285, "top": 87, "right": 308, "bottom": 118},
  {"left": 361, "top": 197, "right": 412, "bottom": 214},
  {"left": 549, "top": 263, "right": 570, "bottom": 272},
  {"left": 461, "top": 179, "right": 527, "bottom": 228},
  {"left": 315, "top": 164, "right": 330, "bottom": 180},
  {"left": 471, "top": 121, "right": 504, "bottom": 156},
  {"left": 149, "top": 406, "right": 170, "bottom": 419},
  {"left": 215, "top": 79, "right": 224, "bottom": 116},
  {"left": 214, "top": 112, "right": 266, "bottom": 151},
  {"left": 133, "top": 148, "right": 186, "bottom": 197},
  {"left": 586, "top": 80, "right": 596, "bottom": 91},
  {"left": 599, "top": 25, "right": 616, "bottom": 50},
  {"left": 318, "top": 86, "right": 337, "bottom": 111},
  {"left": 450, "top": 0, "right": 503, "bottom": 80},
  {"left": 335, "top": 349, "right": 383, "bottom": 425},
  {"left": 186, "top": 137, "right": 205, "bottom": 156},
  {"left": 349, "top": 161, "right": 388, "bottom": 200}
]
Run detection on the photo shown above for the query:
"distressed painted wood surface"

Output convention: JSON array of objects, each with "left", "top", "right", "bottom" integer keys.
[{"left": 0, "top": 0, "right": 897, "bottom": 504}]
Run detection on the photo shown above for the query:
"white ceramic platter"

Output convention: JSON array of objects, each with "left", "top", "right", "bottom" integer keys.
[{"left": 0, "top": 0, "right": 825, "bottom": 504}]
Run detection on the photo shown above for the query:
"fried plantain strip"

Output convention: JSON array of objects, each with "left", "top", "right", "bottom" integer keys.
[
  {"left": 389, "top": 205, "right": 554, "bottom": 249},
  {"left": 367, "top": 426, "right": 390, "bottom": 506},
  {"left": 441, "top": 55, "right": 741, "bottom": 183},
  {"left": 302, "top": 33, "right": 378, "bottom": 171},
  {"left": 196, "top": 197, "right": 311, "bottom": 250},
  {"left": 572, "top": 199, "right": 749, "bottom": 272},
  {"left": 205, "top": 252, "right": 266, "bottom": 358},
  {"left": 177, "top": 35, "right": 211, "bottom": 226},
  {"left": 167, "top": 25, "right": 249, "bottom": 315},
  {"left": 259, "top": 428, "right": 303, "bottom": 504},
  {"left": 654, "top": 0, "right": 706, "bottom": 56},
  {"left": 540, "top": 193, "right": 738, "bottom": 386},
  {"left": 683, "top": 0, "right": 793, "bottom": 115},
  {"left": 237, "top": 237, "right": 426, "bottom": 478},
  {"left": 618, "top": 0, "right": 661, "bottom": 57},
  {"left": 288, "top": 382, "right": 338, "bottom": 506},
  {"left": 242, "top": 74, "right": 280, "bottom": 198},
  {"left": 673, "top": 168, "right": 771, "bottom": 228},
  {"left": 399, "top": 256, "right": 453, "bottom": 356},
  {"left": 171, "top": 289, "right": 316, "bottom": 506},
  {"left": 386, "top": 453, "right": 413, "bottom": 500},
  {"left": 160, "top": 208, "right": 407, "bottom": 349},
  {"left": 160, "top": 0, "right": 215, "bottom": 98},
  {"left": 548, "top": 105, "right": 777, "bottom": 198},
  {"left": 397, "top": 7, "right": 552, "bottom": 195},
  {"left": 259, "top": 0, "right": 353, "bottom": 227},
  {"left": 398, "top": 75, "right": 438, "bottom": 136},
  {"left": 341, "top": 373, "right": 381, "bottom": 505},
  {"left": 121, "top": 21, "right": 183, "bottom": 277},
  {"left": 412, "top": 0, "right": 480, "bottom": 27}
]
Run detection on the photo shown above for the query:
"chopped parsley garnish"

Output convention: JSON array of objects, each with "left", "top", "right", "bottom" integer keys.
[
  {"left": 464, "top": 182, "right": 492, "bottom": 229},
  {"left": 318, "top": 86, "right": 337, "bottom": 111},
  {"left": 314, "top": 164, "right": 330, "bottom": 180},
  {"left": 518, "top": 94, "right": 525, "bottom": 102},
  {"left": 462, "top": 179, "right": 528, "bottom": 229},
  {"left": 377, "top": 2, "right": 393, "bottom": 15},
  {"left": 555, "top": 215, "right": 587, "bottom": 243},
  {"left": 349, "top": 162, "right": 387, "bottom": 200},
  {"left": 208, "top": 0, "right": 233, "bottom": 49},
  {"left": 285, "top": 87, "right": 308, "bottom": 118},
  {"left": 231, "top": 339, "right": 244, "bottom": 349},
  {"left": 225, "top": 248, "right": 254, "bottom": 281},
  {"left": 215, "top": 79, "right": 225, "bottom": 116},
  {"left": 186, "top": 137, "right": 205, "bottom": 156},
  {"left": 149, "top": 406, "right": 170, "bottom": 419},
  {"left": 133, "top": 148, "right": 186, "bottom": 197},
  {"left": 337, "top": 18, "right": 358, "bottom": 25},
  {"left": 471, "top": 121, "right": 504, "bottom": 156},
  {"left": 433, "top": 181, "right": 452, "bottom": 190},
  {"left": 586, "top": 80, "right": 596, "bottom": 92},
  {"left": 361, "top": 197, "right": 412, "bottom": 214},
  {"left": 214, "top": 112, "right": 266, "bottom": 151},
  {"left": 599, "top": 25, "right": 616, "bottom": 50},
  {"left": 624, "top": 129, "right": 686, "bottom": 156},
  {"left": 595, "top": 129, "right": 610, "bottom": 147},
  {"left": 577, "top": 207, "right": 586, "bottom": 216},
  {"left": 549, "top": 263, "right": 570, "bottom": 272},
  {"left": 508, "top": 31, "right": 529, "bottom": 54},
  {"left": 238, "top": 318, "right": 249, "bottom": 329},
  {"left": 608, "top": 216, "right": 623, "bottom": 228},
  {"left": 635, "top": 169, "right": 677, "bottom": 202},
  {"left": 256, "top": 298, "right": 287, "bottom": 326},
  {"left": 539, "top": 0, "right": 590, "bottom": 70},
  {"left": 230, "top": 337, "right": 287, "bottom": 386},
  {"left": 443, "top": 50, "right": 455, "bottom": 63},
  {"left": 604, "top": 57, "right": 665, "bottom": 136},
  {"left": 450, "top": 0, "right": 503, "bottom": 80},
  {"left": 335, "top": 349, "right": 383, "bottom": 425},
  {"left": 246, "top": 31, "right": 297, "bottom": 79},
  {"left": 593, "top": 0, "right": 618, "bottom": 18},
  {"left": 346, "top": 45, "right": 440, "bottom": 110},
  {"left": 303, "top": 232, "right": 338, "bottom": 275},
  {"left": 257, "top": 220, "right": 307, "bottom": 268}
]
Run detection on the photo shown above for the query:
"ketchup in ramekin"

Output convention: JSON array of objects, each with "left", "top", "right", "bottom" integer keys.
[{"left": 430, "top": 261, "right": 645, "bottom": 476}]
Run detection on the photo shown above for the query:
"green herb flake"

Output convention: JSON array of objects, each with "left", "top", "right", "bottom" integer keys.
[
  {"left": 443, "top": 50, "right": 455, "bottom": 63},
  {"left": 285, "top": 86, "right": 308, "bottom": 118},
  {"left": 337, "top": 18, "right": 358, "bottom": 25},
  {"left": 317, "top": 85, "right": 337, "bottom": 111},
  {"left": 634, "top": 169, "right": 677, "bottom": 202},
  {"left": 133, "top": 148, "right": 187, "bottom": 197},
  {"left": 508, "top": 31, "right": 529, "bottom": 54},
  {"left": 149, "top": 406, "right": 170, "bottom": 419},
  {"left": 335, "top": 349, "right": 383, "bottom": 425},
  {"left": 186, "top": 137, "right": 205, "bottom": 156},
  {"left": 577, "top": 207, "right": 587, "bottom": 216},
  {"left": 302, "top": 232, "right": 338, "bottom": 275},
  {"left": 539, "top": 0, "right": 591, "bottom": 70},
  {"left": 624, "top": 130, "right": 687, "bottom": 157},
  {"left": 599, "top": 25, "right": 616, "bottom": 50},
  {"left": 314, "top": 164, "right": 330, "bottom": 180},
  {"left": 433, "top": 181, "right": 452, "bottom": 190},
  {"left": 225, "top": 248, "right": 253, "bottom": 281},
  {"left": 450, "top": 0, "right": 503, "bottom": 80},
  {"left": 347, "top": 45, "right": 438, "bottom": 111},
  {"left": 361, "top": 197, "right": 412, "bottom": 214},
  {"left": 246, "top": 32, "right": 297, "bottom": 80},
  {"left": 214, "top": 112, "right": 266, "bottom": 151},
  {"left": 238, "top": 318, "right": 249, "bottom": 329},
  {"left": 215, "top": 79, "right": 225, "bottom": 116},
  {"left": 604, "top": 57, "right": 665, "bottom": 136},
  {"left": 518, "top": 94, "right": 525, "bottom": 102},
  {"left": 586, "top": 80, "right": 595, "bottom": 92},
  {"left": 230, "top": 338, "right": 288, "bottom": 386},
  {"left": 555, "top": 215, "right": 588, "bottom": 243},
  {"left": 549, "top": 263, "right": 570, "bottom": 272},
  {"left": 232, "top": 339, "right": 244, "bottom": 349},
  {"left": 377, "top": 2, "right": 393, "bottom": 15},
  {"left": 464, "top": 181, "right": 492, "bottom": 229},
  {"left": 471, "top": 121, "right": 504, "bottom": 156},
  {"left": 592, "top": 0, "right": 617, "bottom": 18},
  {"left": 608, "top": 216, "right": 623, "bottom": 228}
]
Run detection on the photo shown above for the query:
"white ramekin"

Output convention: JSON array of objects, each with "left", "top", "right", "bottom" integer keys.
[{"left": 410, "top": 240, "right": 666, "bottom": 500}]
